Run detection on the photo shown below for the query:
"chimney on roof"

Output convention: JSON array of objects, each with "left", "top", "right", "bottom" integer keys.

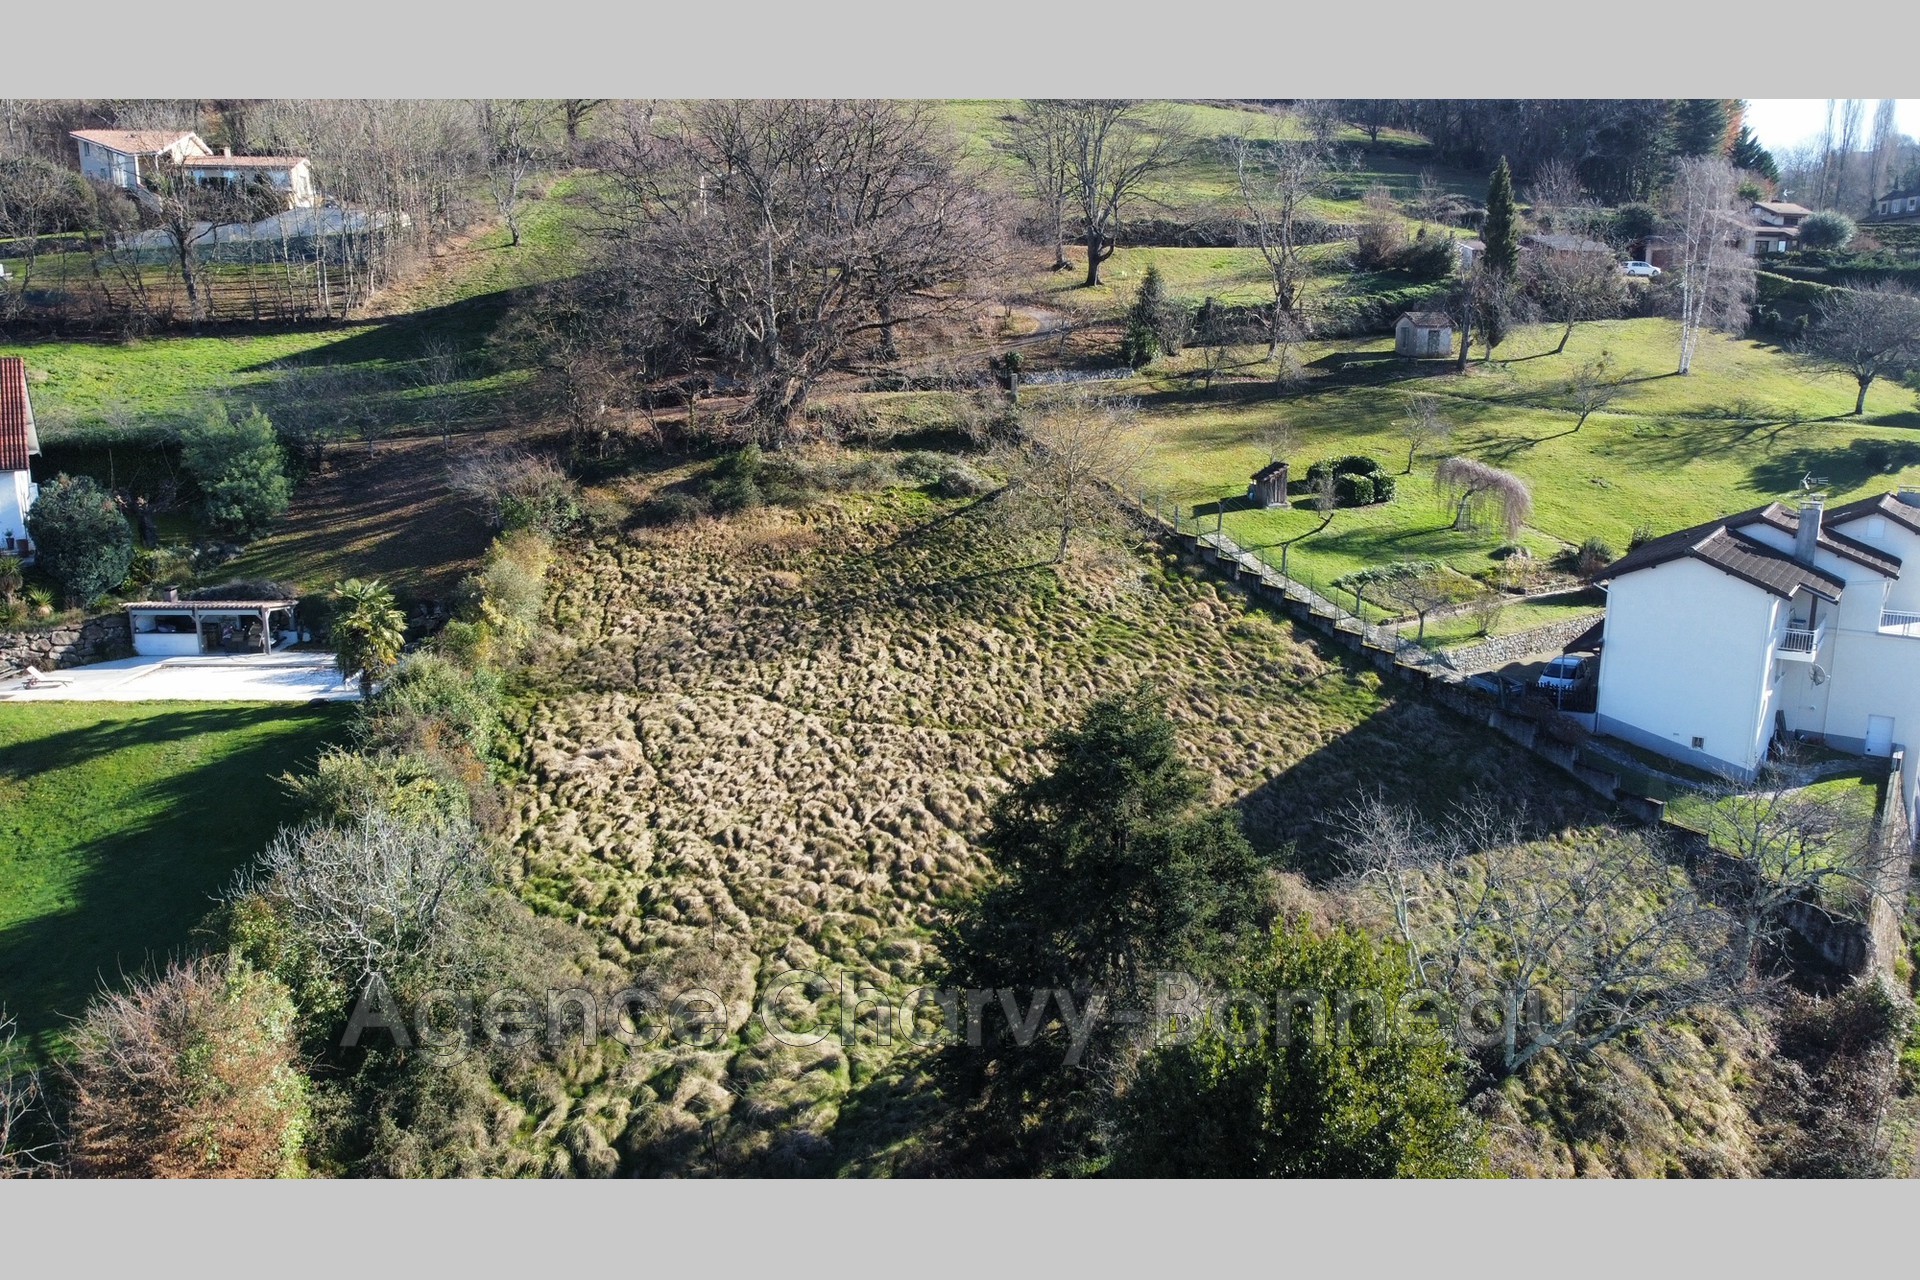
[
  {"left": 1796, "top": 496, "right": 1825, "bottom": 566},
  {"left": 223, "top": 146, "right": 231, "bottom": 157},
  {"left": 164, "top": 586, "right": 179, "bottom": 603}
]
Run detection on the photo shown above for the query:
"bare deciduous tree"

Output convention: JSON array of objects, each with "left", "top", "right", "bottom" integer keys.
[
  {"left": 1690, "top": 757, "right": 1893, "bottom": 982},
  {"left": 1230, "top": 130, "right": 1344, "bottom": 356},
  {"left": 1006, "top": 100, "right": 1075, "bottom": 272},
  {"left": 474, "top": 99, "right": 548, "bottom": 249},
  {"left": 0, "top": 1012, "right": 50, "bottom": 1177},
  {"left": 558, "top": 99, "right": 606, "bottom": 151},
  {"left": 1341, "top": 794, "right": 1738, "bottom": 1077},
  {"left": 1561, "top": 352, "right": 1625, "bottom": 431},
  {"left": 1802, "top": 281, "right": 1920, "bottom": 416},
  {"left": 237, "top": 808, "right": 485, "bottom": 994},
  {"left": 1520, "top": 246, "right": 1624, "bottom": 353},
  {"left": 1666, "top": 156, "right": 1755, "bottom": 375},
  {"left": 1435, "top": 455, "right": 1532, "bottom": 539},
  {"left": 1047, "top": 100, "right": 1187, "bottom": 288},
  {"left": 1000, "top": 389, "right": 1145, "bottom": 562},
  {"left": 1396, "top": 391, "right": 1453, "bottom": 474},
  {"left": 594, "top": 99, "right": 998, "bottom": 443}
]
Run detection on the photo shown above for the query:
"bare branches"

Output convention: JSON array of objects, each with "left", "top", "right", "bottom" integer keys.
[
  {"left": 1561, "top": 352, "right": 1624, "bottom": 431},
  {"left": 997, "top": 387, "right": 1145, "bottom": 563},
  {"left": 592, "top": 99, "right": 999, "bottom": 442},
  {"left": 1338, "top": 794, "right": 1737, "bottom": 1077},
  {"left": 1229, "top": 129, "right": 1345, "bottom": 356},
  {"left": 237, "top": 808, "right": 485, "bottom": 993},
  {"left": 1434, "top": 455, "right": 1532, "bottom": 539},
  {"left": 1396, "top": 391, "right": 1453, "bottom": 474},
  {"left": 1665, "top": 156, "right": 1756, "bottom": 375},
  {"left": 1040, "top": 100, "right": 1187, "bottom": 288},
  {"left": 1802, "top": 282, "right": 1920, "bottom": 416}
]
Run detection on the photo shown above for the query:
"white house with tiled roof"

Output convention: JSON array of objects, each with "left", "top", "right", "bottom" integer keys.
[
  {"left": 70, "top": 129, "right": 213, "bottom": 195},
  {"left": 1594, "top": 491, "right": 1920, "bottom": 820},
  {"left": 0, "top": 356, "right": 41, "bottom": 563},
  {"left": 70, "top": 129, "right": 317, "bottom": 209}
]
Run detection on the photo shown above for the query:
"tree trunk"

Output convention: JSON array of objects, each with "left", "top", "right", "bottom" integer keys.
[
  {"left": 1556, "top": 321, "right": 1573, "bottom": 354},
  {"left": 1052, "top": 201, "right": 1068, "bottom": 271},
  {"left": 1056, "top": 517, "right": 1071, "bottom": 563},
  {"left": 1083, "top": 229, "right": 1109, "bottom": 288},
  {"left": 1455, "top": 316, "right": 1471, "bottom": 372},
  {"left": 1856, "top": 377, "right": 1871, "bottom": 416}
]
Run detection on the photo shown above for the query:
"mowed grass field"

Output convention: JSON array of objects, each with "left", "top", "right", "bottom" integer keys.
[
  {"left": 0, "top": 701, "right": 349, "bottom": 1061},
  {"left": 1110, "top": 317, "right": 1920, "bottom": 605}
]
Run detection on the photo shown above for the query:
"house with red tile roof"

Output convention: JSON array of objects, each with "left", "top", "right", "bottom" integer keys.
[{"left": 70, "top": 129, "right": 316, "bottom": 209}]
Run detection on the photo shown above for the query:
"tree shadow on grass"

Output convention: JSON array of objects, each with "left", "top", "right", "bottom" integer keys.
[
  {"left": 1748, "top": 440, "right": 1920, "bottom": 496},
  {"left": 0, "top": 704, "right": 349, "bottom": 1061}
]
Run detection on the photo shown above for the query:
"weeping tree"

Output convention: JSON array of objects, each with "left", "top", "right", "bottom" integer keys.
[{"left": 1434, "top": 456, "right": 1532, "bottom": 540}]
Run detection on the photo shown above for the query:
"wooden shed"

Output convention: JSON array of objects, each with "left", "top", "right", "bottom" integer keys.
[{"left": 1248, "top": 460, "right": 1290, "bottom": 509}]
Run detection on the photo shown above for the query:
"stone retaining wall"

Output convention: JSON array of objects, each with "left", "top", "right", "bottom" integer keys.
[
  {"left": 1442, "top": 612, "right": 1605, "bottom": 674},
  {"left": 0, "top": 613, "right": 133, "bottom": 676}
]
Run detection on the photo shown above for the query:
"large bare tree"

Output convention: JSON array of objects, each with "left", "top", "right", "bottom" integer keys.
[
  {"left": 1006, "top": 100, "right": 1075, "bottom": 272},
  {"left": 473, "top": 99, "right": 549, "bottom": 248},
  {"left": 1230, "top": 130, "right": 1344, "bottom": 357},
  {"left": 1665, "top": 156, "right": 1755, "bottom": 376},
  {"left": 1803, "top": 281, "right": 1920, "bottom": 416},
  {"left": 593, "top": 99, "right": 997, "bottom": 443},
  {"left": 1047, "top": 100, "right": 1186, "bottom": 288},
  {"left": 1396, "top": 391, "right": 1453, "bottom": 474}
]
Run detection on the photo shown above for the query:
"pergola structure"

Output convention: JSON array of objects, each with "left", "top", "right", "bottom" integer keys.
[{"left": 125, "top": 598, "right": 299, "bottom": 657}]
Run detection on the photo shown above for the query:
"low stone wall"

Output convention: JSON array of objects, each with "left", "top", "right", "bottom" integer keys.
[
  {"left": 0, "top": 613, "right": 133, "bottom": 676},
  {"left": 1441, "top": 612, "right": 1605, "bottom": 675}
]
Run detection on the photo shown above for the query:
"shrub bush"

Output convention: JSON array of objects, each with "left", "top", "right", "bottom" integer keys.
[
  {"left": 180, "top": 403, "right": 292, "bottom": 540},
  {"left": 26, "top": 474, "right": 134, "bottom": 607},
  {"left": 1575, "top": 536, "right": 1616, "bottom": 577},
  {"left": 1335, "top": 472, "right": 1376, "bottom": 506},
  {"left": 1798, "top": 211, "right": 1856, "bottom": 252},
  {"left": 1370, "top": 473, "right": 1397, "bottom": 503}
]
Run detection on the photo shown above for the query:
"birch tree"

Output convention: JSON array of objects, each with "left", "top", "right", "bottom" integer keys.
[{"left": 1666, "top": 156, "right": 1754, "bottom": 376}]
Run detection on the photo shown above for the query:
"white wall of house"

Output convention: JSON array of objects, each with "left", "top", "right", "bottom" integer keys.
[
  {"left": 0, "top": 469, "right": 32, "bottom": 555},
  {"left": 1595, "top": 556, "right": 1784, "bottom": 777}
]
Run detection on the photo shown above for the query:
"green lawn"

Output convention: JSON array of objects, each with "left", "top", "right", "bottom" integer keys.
[
  {"left": 0, "top": 174, "right": 594, "bottom": 450},
  {"left": 0, "top": 701, "right": 349, "bottom": 1062},
  {"left": 1120, "top": 317, "right": 1920, "bottom": 594}
]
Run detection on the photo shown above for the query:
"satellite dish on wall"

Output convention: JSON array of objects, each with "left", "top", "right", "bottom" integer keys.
[{"left": 1810, "top": 665, "right": 1829, "bottom": 686}]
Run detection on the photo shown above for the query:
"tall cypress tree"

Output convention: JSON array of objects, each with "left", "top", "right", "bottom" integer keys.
[{"left": 1483, "top": 157, "right": 1519, "bottom": 276}]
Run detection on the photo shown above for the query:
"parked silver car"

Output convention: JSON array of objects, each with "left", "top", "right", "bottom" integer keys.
[
  {"left": 1535, "top": 654, "right": 1595, "bottom": 693},
  {"left": 1622, "top": 260, "right": 1662, "bottom": 278}
]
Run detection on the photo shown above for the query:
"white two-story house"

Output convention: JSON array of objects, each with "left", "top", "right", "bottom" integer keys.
[
  {"left": 1594, "top": 491, "right": 1920, "bottom": 822},
  {"left": 0, "top": 356, "right": 41, "bottom": 562}
]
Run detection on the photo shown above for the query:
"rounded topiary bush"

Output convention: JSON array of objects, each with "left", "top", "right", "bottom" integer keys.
[{"left": 1335, "top": 473, "right": 1376, "bottom": 506}]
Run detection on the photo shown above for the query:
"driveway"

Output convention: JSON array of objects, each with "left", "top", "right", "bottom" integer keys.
[{"left": 0, "top": 653, "right": 359, "bottom": 703}]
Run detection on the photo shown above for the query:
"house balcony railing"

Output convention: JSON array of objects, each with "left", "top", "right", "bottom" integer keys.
[
  {"left": 1881, "top": 609, "right": 1920, "bottom": 638},
  {"left": 1778, "top": 624, "right": 1824, "bottom": 660}
]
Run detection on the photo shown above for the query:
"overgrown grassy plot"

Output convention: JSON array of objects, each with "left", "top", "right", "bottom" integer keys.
[
  {"left": 496, "top": 471, "right": 1605, "bottom": 1175},
  {"left": 0, "top": 701, "right": 349, "bottom": 1061}
]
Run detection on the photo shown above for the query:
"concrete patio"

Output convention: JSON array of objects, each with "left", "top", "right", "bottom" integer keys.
[{"left": 0, "top": 652, "right": 359, "bottom": 703}]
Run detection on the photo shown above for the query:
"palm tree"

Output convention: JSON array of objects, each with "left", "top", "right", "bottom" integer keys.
[{"left": 331, "top": 578, "right": 406, "bottom": 699}]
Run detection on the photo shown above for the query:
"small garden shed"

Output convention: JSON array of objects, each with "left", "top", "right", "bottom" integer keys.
[
  {"left": 1248, "top": 461, "right": 1291, "bottom": 509},
  {"left": 1394, "top": 312, "right": 1454, "bottom": 358}
]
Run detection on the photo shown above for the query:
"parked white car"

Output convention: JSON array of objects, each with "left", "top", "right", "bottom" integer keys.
[{"left": 1622, "top": 260, "right": 1662, "bottom": 278}]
